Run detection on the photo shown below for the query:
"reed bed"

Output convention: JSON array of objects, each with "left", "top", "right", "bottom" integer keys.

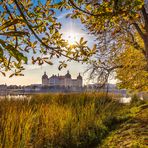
[{"left": 0, "top": 93, "right": 125, "bottom": 147}]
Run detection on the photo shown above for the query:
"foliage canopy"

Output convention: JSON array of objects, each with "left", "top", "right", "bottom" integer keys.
[
  {"left": 63, "top": 0, "right": 148, "bottom": 91},
  {"left": 0, "top": 0, "right": 96, "bottom": 77},
  {"left": 0, "top": 0, "right": 148, "bottom": 91}
]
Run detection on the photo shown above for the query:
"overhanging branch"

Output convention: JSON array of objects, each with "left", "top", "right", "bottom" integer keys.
[
  {"left": 133, "top": 23, "right": 145, "bottom": 40},
  {"left": 13, "top": 0, "right": 83, "bottom": 62},
  {"left": 68, "top": 0, "right": 117, "bottom": 17}
]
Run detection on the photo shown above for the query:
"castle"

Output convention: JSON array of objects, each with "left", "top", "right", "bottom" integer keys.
[{"left": 42, "top": 71, "right": 82, "bottom": 87}]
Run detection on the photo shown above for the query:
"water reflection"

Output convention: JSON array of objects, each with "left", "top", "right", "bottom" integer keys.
[
  {"left": 0, "top": 95, "right": 143, "bottom": 104},
  {"left": 120, "top": 97, "right": 131, "bottom": 103},
  {"left": 0, "top": 95, "right": 29, "bottom": 100}
]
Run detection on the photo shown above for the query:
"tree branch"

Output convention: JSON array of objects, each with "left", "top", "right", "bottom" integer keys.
[
  {"left": 68, "top": 0, "right": 96, "bottom": 16},
  {"left": 68, "top": 0, "right": 128, "bottom": 17},
  {"left": 14, "top": 0, "right": 56, "bottom": 50},
  {"left": 3, "top": 2, "right": 18, "bottom": 69},
  {"left": 13, "top": 0, "right": 83, "bottom": 62},
  {"left": 68, "top": 0, "right": 115, "bottom": 17},
  {"left": 126, "top": 28, "right": 146, "bottom": 54},
  {"left": 142, "top": 5, "right": 148, "bottom": 33},
  {"left": 133, "top": 23, "right": 145, "bottom": 40}
]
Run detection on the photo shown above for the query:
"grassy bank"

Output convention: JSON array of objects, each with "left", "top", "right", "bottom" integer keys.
[
  {"left": 0, "top": 93, "right": 147, "bottom": 148},
  {"left": 100, "top": 97, "right": 148, "bottom": 148}
]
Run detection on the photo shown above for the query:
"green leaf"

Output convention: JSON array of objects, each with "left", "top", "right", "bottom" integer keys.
[
  {"left": 0, "top": 31, "right": 29, "bottom": 37},
  {"left": 80, "top": 37, "right": 84, "bottom": 44},
  {"left": 0, "top": 71, "right": 6, "bottom": 77},
  {"left": 9, "top": 73, "right": 15, "bottom": 78},
  {"left": 0, "top": 46, "right": 4, "bottom": 57},
  {"left": 66, "top": 14, "right": 71, "bottom": 18},
  {"left": 0, "top": 39, "right": 28, "bottom": 64},
  {"left": 0, "top": 19, "right": 21, "bottom": 30},
  {"left": 44, "top": 60, "right": 53, "bottom": 65}
]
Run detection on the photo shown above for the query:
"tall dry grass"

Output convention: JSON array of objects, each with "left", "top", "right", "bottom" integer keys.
[{"left": 0, "top": 93, "right": 122, "bottom": 148}]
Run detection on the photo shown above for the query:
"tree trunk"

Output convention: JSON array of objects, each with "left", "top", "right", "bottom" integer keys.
[
  {"left": 144, "top": 35, "right": 148, "bottom": 70},
  {"left": 145, "top": 42, "right": 148, "bottom": 63}
]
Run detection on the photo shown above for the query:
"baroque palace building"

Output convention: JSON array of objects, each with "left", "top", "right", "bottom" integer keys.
[{"left": 42, "top": 71, "right": 82, "bottom": 87}]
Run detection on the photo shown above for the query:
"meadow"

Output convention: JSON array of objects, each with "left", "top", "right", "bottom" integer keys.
[{"left": 0, "top": 93, "right": 147, "bottom": 148}]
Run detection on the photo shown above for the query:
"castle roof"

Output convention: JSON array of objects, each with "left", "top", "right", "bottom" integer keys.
[
  {"left": 42, "top": 71, "right": 82, "bottom": 80},
  {"left": 50, "top": 74, "right": 57, "bottom": 78}
]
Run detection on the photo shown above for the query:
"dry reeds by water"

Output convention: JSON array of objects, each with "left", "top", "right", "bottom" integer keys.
[{"left": 0, "top": 93, "right": 145, "bottom": 148}]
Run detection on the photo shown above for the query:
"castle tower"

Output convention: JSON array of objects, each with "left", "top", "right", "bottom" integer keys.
[
  {"left": 77, "top": 73, "right": 83, "bottom": 87},
  {"left": 42, "top": 72, "right": 49, "bottom": 85},
  {"left": 65, "top": 70, "right": 71, "bottom": 87}
]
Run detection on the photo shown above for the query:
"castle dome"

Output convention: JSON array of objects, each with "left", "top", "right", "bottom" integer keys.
[
  {"left": 42, "top": 72, "right": 48, "bottom": 79},
  {"left": 77, "top": 73, "right": 82, "bottom": 80},
  {"left": 65, "top": 70, "right": 71, "bottom": 78}
]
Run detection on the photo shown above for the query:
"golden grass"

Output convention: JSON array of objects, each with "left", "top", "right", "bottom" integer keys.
[{"left": 1, "top": 92, "right": 145, "bottom": 147}]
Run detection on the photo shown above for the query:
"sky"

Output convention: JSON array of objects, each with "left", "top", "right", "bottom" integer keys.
[{"left": 0, "top": 0, "right": 116, "bottom": 86}]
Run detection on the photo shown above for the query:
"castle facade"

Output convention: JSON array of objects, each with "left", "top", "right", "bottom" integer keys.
[{"left": 42, "top": 71, "right": 82, "bottom": 87}]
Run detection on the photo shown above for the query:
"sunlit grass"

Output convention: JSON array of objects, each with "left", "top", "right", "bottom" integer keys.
[{"left": 0, "top": 93, "right": 147, "bottom": 147}]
